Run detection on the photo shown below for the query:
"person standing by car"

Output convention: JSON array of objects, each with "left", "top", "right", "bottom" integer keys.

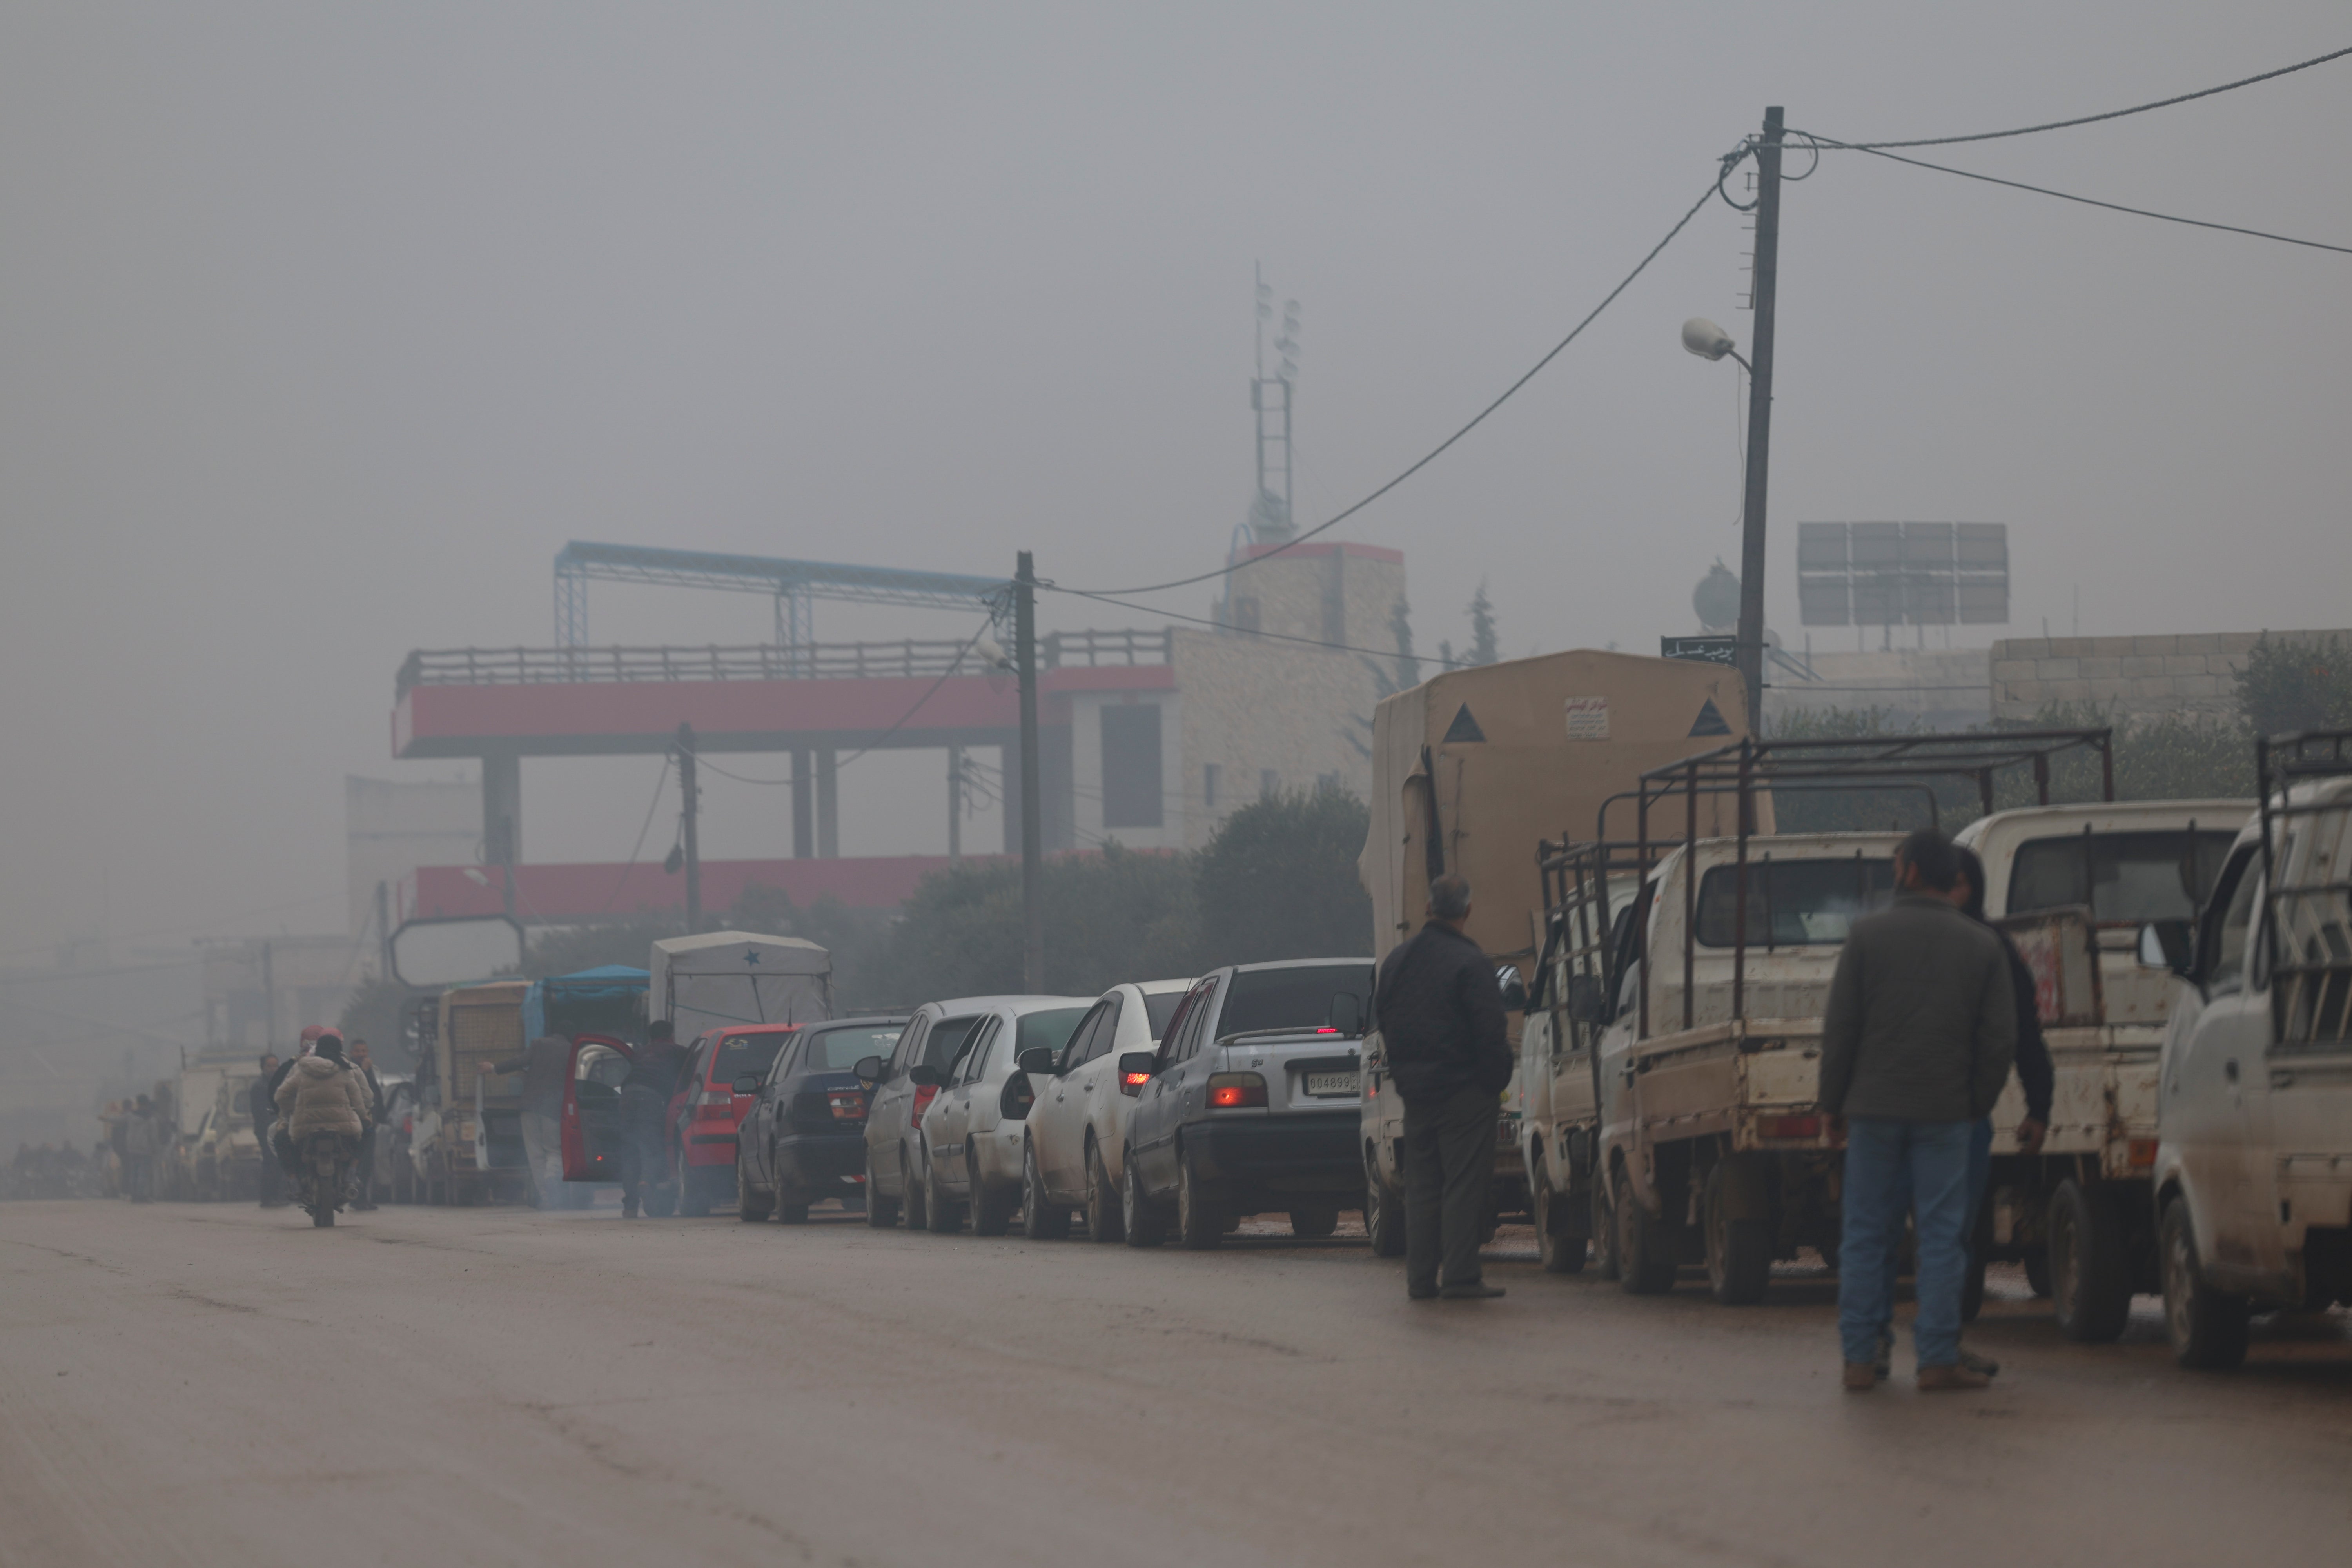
[
  {"left": 618, "top": 1020, "right": 688, "bottom": 1220},
  {"left": 252, "top": 1054, "right": 287, "bottom": 1208},
  {"left": 1822, "top": 829, "right": 2016, "bottom": 1393},
  {"left": 347, "top": 1039, "right": 386, "bottom": 1211},
  {"left": 1374, "top": 873, "right": 1515, "bottom": 1301}
]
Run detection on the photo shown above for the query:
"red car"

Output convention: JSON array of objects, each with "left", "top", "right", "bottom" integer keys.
[{"left": 666, "top": 1024, "right": 803, "bottom": 1216}]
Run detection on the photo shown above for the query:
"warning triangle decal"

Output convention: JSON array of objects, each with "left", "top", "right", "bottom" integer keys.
[
  {"left": 1689, "top": 698, "right": 1731, "bottom": 737},
  {"left": 1442, "top": 704, "right": 1486, "bottom": 744}
]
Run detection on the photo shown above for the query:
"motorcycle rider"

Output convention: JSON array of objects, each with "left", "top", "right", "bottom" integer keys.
[
  {"left": 617, "top": 1019, "right": 688, "bottom": 1220},
  {"left": 272, "top": 1029, "right": 371, "bottom": 1214}
]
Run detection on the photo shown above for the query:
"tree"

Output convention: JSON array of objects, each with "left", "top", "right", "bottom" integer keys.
[
  {"left": 2236, "top": 633, "right": 2352, "bottom": 737},
  {"left": 1189, "top": 789, "right": 1373, "bottom": 968},
  {"left": 1466, "top": 581, "right": 1499, "bottom": 667}
]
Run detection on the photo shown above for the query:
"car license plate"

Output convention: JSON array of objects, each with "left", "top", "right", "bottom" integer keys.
[{"left": 1305, "top": 1071, "right": 1359, "bottom": 1097}]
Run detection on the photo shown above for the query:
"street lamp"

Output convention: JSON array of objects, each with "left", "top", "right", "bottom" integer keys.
[{"left": 1680, "top": 316, "right": 1750, "bottom": 374}]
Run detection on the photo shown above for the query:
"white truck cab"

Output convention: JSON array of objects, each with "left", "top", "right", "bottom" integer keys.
[{"left": 2150, "top": 739, "right": 2352, "bottom": 1368}]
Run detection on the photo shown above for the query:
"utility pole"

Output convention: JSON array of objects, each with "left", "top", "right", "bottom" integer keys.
[
  {"left": 374, "top": 880, "right": 393, "bottom": 983},
  {"left": 946, "top": 744, "right": 964, "bottom": 862},
  {"left": 1015, "top": 554, "right": 1044, "bottom": 991},
  {"left": 1735, "top": 105, "right": 1786, "bottom": 734},
  {"left": 675, "top": 721, "right": 703, "bottom": 932}
]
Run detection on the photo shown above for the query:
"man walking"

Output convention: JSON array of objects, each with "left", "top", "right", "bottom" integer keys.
[
  {"left": 618, "top": 1020, "right": 688, "bottom": 1220},
  {"left": 1822, "top": 829, "right": 2017, "bottom": 1392},
  {"left": 1375, "top": 874, "right": 1515, "bottom": 1301},
  {"left": 348, "top": 1039, "right": 386, "bottom": 1211}
]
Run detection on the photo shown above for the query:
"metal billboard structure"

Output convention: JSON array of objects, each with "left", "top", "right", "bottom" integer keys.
[
  {"left": 1796, "top": 521, "right": 2009, "bottom": 629},
  {"left": 552, "top": 542, "right": 1010, "bottom": 651}
]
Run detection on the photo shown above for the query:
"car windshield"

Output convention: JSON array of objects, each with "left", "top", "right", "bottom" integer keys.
[
  {"left": 1695, "top": 857, "right": 1897, "bottom": 947},
  {"left": 804, "top": 1026, "right": 904, "bottom": 1071},
  {"left": 1142, "top": 991, "right": 1186, "bottom": 1040},
  {"left": 1220, "top": 964, "right": 1376, "bottom": 1038},
  {"left": 2008, "top": 830, "right": 2239, "bottom": 925},
  {"left": 711, "top": 1030, "right": 793, "bottom": 1082},
  {"left": 1016, "top": 1008, "right": 1090, "bottom": 1060}
]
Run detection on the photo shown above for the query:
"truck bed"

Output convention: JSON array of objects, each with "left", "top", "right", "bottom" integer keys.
[{"left": 1618, "top": 1018, "right": 1834, "bottom": 1152}]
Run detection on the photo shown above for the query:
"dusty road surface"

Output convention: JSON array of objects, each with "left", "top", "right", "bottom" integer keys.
[{"left": 4, "top": 1200, "right": 2349, "bottom": 1568}]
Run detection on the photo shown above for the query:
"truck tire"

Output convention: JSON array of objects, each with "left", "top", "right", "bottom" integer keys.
[
  {"left": 1532, "top": 1154, "right": 1586, "bottom": 1275},
  {"left": 1617, "top": 1171, "right": 1679, "bottom": 1296},
  {"left": 1592, "top": 1175, "right": 1621, "bottom": 1281},
  {"left": 1365, "top": 1151, "right": 1406, "bottom": 1258},
  {"left": 2050, "top": 1178, "right": 2132, "bottom": 1343},
  {"left": 2161, "top": 1196, "right": 2249, "bottom": 1370},
  {"left": 1703, "top": 1161, "right": 1772, "bottom": 1306},
  {"left": 1121, "top": 1147, "right": 1166, "bottom": 1247},
  {"left": 864, "top": 1149, "right": 899, "bottom": 1229},
  {"left": 1176, "top": 1144, "right": 1224, "bottom": 1250}
]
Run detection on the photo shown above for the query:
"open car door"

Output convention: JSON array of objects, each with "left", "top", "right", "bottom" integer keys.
[{"left": 559, "top": 1033, "right": 637, "bottom": 1182}]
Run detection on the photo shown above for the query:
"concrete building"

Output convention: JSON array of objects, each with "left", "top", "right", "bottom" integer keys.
[
  {"left": 346, "top": 774, "right": 479, "bottom": 938},
  {"left": 200, "top": 936, "right": 366, "bottom": 1054}
]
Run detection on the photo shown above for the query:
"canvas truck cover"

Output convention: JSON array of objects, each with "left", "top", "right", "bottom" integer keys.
[
  {"left": 1359, "top": 649, "right": 1754, "bottom": 971},
  {"left": 650, "top": 932, "right": 833, "bottom": 1043},
  {"left": 522, "top": 964, "right": 649, "bottom": 1043}
]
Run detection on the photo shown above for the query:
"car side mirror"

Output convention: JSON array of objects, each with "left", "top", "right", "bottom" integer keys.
[
  {"left": 731, "top": 1074, "right": 761, "bottom": 1096},
  {"left": 1016, "top": 1047, "right": 1057, "bottom": 1076},
  {"left": 1564, "top": 973, "right": 1610, "bottom": 1027},
  {"left": 908, "top": 1063, "right": 940, "bottom": 1089},
  {"left": 1495, "top": 965, "right": 1529, "bottom": 1013},
  {"left": 852, "top": 1055, "right": 883, "bottom": 1089},
  {"left": 2139, "top": 920, "right": 2194, "bottom": 979},
  {"left": 1117, "top": 1051, "right": 1158, "bottom": 1081}
]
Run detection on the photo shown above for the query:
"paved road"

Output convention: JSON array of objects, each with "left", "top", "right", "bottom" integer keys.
[{"left": 3, "top": 1198, "right": 2348, "bottom": 1568}]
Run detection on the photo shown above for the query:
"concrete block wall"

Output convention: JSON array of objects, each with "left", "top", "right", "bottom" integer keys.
[
  {"left": 1170, "top": 626, "right": 1379, "bottom": 848},
  {"left": 1989, "top": 628, "right": 2352, "bottom": 722}
]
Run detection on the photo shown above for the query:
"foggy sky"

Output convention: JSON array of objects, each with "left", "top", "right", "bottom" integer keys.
[{"left": 4, "top": 2, "right": 2347, "bottom": 964}]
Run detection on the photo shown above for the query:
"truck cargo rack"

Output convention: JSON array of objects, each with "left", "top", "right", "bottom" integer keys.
[{"left": 2258, "top": 730, "right": 2352, "bottom": 1050}]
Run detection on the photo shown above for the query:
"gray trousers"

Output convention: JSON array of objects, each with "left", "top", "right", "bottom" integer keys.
[{"left": 1403, "top": 1083, "right": 1498, "bottom": 1293}]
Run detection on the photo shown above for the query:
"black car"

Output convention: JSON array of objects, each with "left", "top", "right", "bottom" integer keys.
[{"left": 734, "top": 1016, "right": 911, "bottom": 1223}]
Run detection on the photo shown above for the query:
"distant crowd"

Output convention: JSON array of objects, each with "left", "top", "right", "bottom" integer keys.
[{"left": 4, "top": 1093, "right": 172, "bottom": 1201}]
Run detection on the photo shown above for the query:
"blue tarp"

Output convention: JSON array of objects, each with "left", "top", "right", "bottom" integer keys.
[{"left": 522, "top": 965, "right": 649, "bottom": 1042}]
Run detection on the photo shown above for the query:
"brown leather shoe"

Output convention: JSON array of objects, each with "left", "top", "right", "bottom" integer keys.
[
  {"left": 1918, "top": 1362, "right": 1994, "bottom": 1392},
  {"left": 1842, "top": 1361, "right": 1878, "bottom": 1392}
]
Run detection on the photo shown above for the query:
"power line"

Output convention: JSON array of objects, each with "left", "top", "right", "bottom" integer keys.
[
  {"left": 596, "top": 755, "right": 671, "bottom": 916},
  {"left": 1045, "top": 584, "right": 1473, "bottom": 668},
  {"left": 1803, "top": 136, "right": 2352, "bottom": 256},
  {"left": 1056, "top": 174, "right": 1729, "bottom": 599},
  {"left": 1811, "top": 43, "right": 2352, "bottom": 149}
]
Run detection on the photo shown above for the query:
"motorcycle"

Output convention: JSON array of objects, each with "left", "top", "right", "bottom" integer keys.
[{"left": 299, "top": 1133, "right": 358, "bottom": 1228}]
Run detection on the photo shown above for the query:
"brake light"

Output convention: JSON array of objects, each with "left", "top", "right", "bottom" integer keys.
[
  {"left": 1755, "top": 1114, "right": 1822, "bottom": 1141},
  {"left": 1208, "top": 1072, "right": 1268, "bottom": 1109},
  {"left": 1316, "top": 1027, "right": 1338, "bottom": 1033},
  {"left": 2128, "top": 1138, "right": 2158, "bottom": 1168},
  {"left": 828, "top": 1091, "right": 866, "bottom": 1121},
  {"left": 1119, "top": 1071, "right": 1150, "bottom": 1098},
  {"left": 912, "top": 1084, "right": 940, "bottom": 1121},
  {"left": 1000, "top": 1074, "right": 1035, "bottom": 1120}
]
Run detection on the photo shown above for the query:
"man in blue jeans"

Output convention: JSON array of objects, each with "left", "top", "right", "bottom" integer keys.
[{"left": 1821, "top": 829, "right": 2017, "bottom": 1392}]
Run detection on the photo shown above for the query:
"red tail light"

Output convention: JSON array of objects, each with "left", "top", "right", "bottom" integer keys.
[
  {"left": 1207, "top": 1072, "right": 1268, "bottom": 1109},
  {"left": 912, "top": 1084, "right": 940, "bottom": 1121},
  {"left": 2128, "top": 1138, "right": 2158, "bottom": 1167},
  {"left": 694, "top": 1090, "right": 733, "bottom": 1117},
  {"left": 827, "top": 1091, "right": 866, "bottom": 1121},
  {"left": 1119, "top": 1071, "right": 1150, "bottom": 1098},
  {"left": 1755, "top": 1113, "right": 1822, "bottom": 1141}
]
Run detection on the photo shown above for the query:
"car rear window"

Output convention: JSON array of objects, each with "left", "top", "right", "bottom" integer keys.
[
  {"left": 1695, "top": 858, "right": 1896, "bottom": 947},
  {"left": 1219, "top": 964, "right": 1376, "bottom": 1038},
  {"left": 925, "top": 1016, "right": 986, "bottom": 1073},
  {"left": 711, "top": 1030, "right": 793, "bottom": 1082},
  {"left": 805, "top": 1026, "right": 904, "bottom": 1071},
  {"left": 1142, "top": 991, "right": 1185, "bottom": 1040},
  {"left": 2009, "top": 830, "right": 2238, "bottom": 924},
  {"left": 1015, "top": 1008, "right": 1090, "bottom": 1060}
]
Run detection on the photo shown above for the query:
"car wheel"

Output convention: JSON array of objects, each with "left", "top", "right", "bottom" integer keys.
[
  {"left": 1365, "top": 1151, "right": 1406, "bottom": 1259},
  {"left": 1176, "top": 1144, "right": 1223, "bottom": 1250},
  {"left": 1702, "top": 1161, "right": 1771, "bottom": 1306},
  {"left": 1532, "top": 1154, "right": 1585, "bottom": 1275},
  {"left": 2162, "top": 1197, "right": 2249, "bottom": 1370},
  {"left": 1121, "top": 1146, "right": 1165, "bottom": 1247},
  {"left": 674, "top": 1150, "right": 712, "bottom": 1219},
  {"left": 1288, "top": 1205, "right": 1339, "bottom": 1240},
  {"left": 1591, "top": 1170, "right": 1621, "bottom": 1281},
  {"left": 1022, "top": 1140, "right": 1072, "bottom": 1240},
  {"left": 864, "top": 1147, "right": 899, "bottom": 1229},
  {"left": 923, "top": 1145, "right": 960, "bottom": 1233},
  {"left": 1083, "top": 1137, "right": 1124, "bottom": 1244},
  {"left": 971, "top": 1149, "right": 1017, "bottom": 1236},
  {"left": 2050, "top": 1178, "right": 2132, "bottom": 1343},
  {"left": 736, "top": 1150, "right": 772, "bottom": 1222},
  {"left": 1617, "top": 1169, "right": 1677, "bottom": 1295}
]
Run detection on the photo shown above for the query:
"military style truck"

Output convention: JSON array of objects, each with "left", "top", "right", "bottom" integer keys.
[
  {"left": 411, "top": 979, "right": 535, "bottom": 1205},
  {"left": 1518, "top": 729, "right": 2115, "bottom": 1301},
  {"left": 1357, "top": 649, "right": 1752, "bottom": 1256}
]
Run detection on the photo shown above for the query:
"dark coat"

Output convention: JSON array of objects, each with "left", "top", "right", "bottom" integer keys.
[
  {"left": 256, "top": 1059, "right": 296, "bottom": 1133},
  {"left": 1991, "top": 929, "right": 2054, "bottom": 1124},
  {"left": 1374, "top": 922, "right": 1514, "bottom": 1103},
  {"left": 1820, "top": 894, "right": 2018, "bottom": 1123}
]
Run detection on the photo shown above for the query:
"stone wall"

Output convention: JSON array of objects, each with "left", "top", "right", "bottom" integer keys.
[
  {"left": 1989, "top": 628, "right": 2352, "bottom": 722},
  {"left": 1170, "top": 625, "right": 1381, "bottom": 848}
]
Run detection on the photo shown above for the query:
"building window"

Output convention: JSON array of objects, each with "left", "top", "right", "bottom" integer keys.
[
  {"left": 1203, "top": 763, "right": 1220, "bottom": 812},
  {"left": 1260, "top": 769, "right": 1278, "bottom": 802},
  {"left": 1100, "top": 704, "right": 1164, "bottom": 829}
]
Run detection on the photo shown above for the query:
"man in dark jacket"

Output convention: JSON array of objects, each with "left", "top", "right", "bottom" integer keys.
[
  {"left": 252, "top": 1053, "right": 287, "bottom": 1207},
  {"left": 1822, "top": 830, "right": 2016, "bottom": 1392},
  {"left": 618, "top": 1020, "right": 689, "bottom": 1219},
  {"left": 348, "top": 1039, "right": 387, "bottom": 1210},
  {"left": 1375, "top": 874, "right": 1515, "bottom": 1301}
]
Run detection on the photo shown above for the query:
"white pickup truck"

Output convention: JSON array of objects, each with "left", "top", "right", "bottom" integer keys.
[
  {"left": 2147, "top": 735, "right": 2352, "bottom": 1369},
  {"left": 1953, "top": 800, "right": 2248, "bottom": 1336}
]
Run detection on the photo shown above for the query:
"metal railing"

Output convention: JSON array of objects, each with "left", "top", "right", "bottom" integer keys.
[{"left": 398, "top": 628, "right": 1174, "bottom": 693}]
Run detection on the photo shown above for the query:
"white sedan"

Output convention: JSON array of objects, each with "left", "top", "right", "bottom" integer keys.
[
  {"left": 1016, "top": 980, "right": 1193, "bottom": 1242},
  {"left": 914, "top": 996, "right": 1094, "bottom": 1235}
]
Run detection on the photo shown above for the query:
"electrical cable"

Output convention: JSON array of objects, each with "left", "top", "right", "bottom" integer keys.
[
  {"left": 1055, "top": 175, "right": 1728, "bottom": 599},
  {"left": 1799, "top": 136, "right": 2352, "bottom": 256},
  {"left": 596, "top": 755, "right": 671, "bottom": 915},
  {"left": 1044, "top": 584, "right": 1440, "bottom": 664},
  {"left": 1811, "top": 43, "right": 2352, "bottom": 149}
]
